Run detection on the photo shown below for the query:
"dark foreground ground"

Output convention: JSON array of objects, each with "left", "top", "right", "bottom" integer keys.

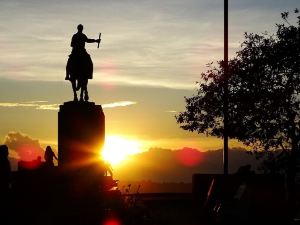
[{"left": 1, "top": 170, "right": 299, "bottom": 225}]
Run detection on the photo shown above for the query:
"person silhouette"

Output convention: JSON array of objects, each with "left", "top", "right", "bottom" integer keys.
[
  {"left": 44, "top": 146, "right": 58, "bottom": 167},
  {"left": 65, "top": 24, "right": 100, "bottom": 102},
  {"left": 0, "top": 145, "right": 11, "bottom": 192}
]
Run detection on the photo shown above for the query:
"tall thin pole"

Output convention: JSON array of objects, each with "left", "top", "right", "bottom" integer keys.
[{"left": 223, "top": 0, "right": 229, "bottom": 175}]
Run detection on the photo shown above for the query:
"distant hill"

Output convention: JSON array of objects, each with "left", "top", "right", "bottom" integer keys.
[
  {"left": 114, "top": 147, "right": 261, "bottom": 182},
  {"left": 9, "top": 147, "right": 261, "bottom": 183}
]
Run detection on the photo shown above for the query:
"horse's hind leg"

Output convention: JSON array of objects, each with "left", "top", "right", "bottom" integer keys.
[
  {"left": 76, "top": 80, "right": 81, "bottom": 91},
  {"left": 84, "top": 91, "right": 89, "bottom": 102},
  {"left": 79, "top": 80, "right": 84, "bottom": 102},
  {"left": 79, "top": 79, "right": 88, "bottom": 102},
  {"left": 84, "top": 79, "right": 89, "bottom": 102}
]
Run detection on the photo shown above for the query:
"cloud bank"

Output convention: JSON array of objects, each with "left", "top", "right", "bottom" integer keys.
[
  {"left": 0, "top": 101, "right": 136, "bottom": 110},
  {"left": 0, "top": 102, "right": 59, "bottom": 110},
  {"left": 102, "top": 101, "right": 137, "bottom": 108},
  {"left": 4, "top": 131, "right": 45, "bottom": 161}
]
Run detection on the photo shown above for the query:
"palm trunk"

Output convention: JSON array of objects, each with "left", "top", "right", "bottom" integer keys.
[{"left": 288, "top": 121, "right": 298, "bottom": 217}]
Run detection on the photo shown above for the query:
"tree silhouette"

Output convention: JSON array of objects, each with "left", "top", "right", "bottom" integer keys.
[{"left": 176, "top": 9, "right": 300, "bottom": 163}]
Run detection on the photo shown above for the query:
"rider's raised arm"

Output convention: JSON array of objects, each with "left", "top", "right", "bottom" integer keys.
[{"left": 86, "top": 38, "right": 99, "bottom": 43}]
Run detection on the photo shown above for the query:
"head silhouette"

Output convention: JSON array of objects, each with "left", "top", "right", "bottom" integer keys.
[
  {"left": 45, "top": 146, "right": 52, "bottom": 159},
  {"left": 45, "top": 146, "right": 52, "bottom": 153},
  {"left": 77, "top": 24, "right": 83, "bottom": 33}
]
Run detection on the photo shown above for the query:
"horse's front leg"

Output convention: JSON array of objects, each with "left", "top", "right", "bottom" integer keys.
[
  {"left": 80, "top": 88, "right": 84, "bottom": 102},
  {"left": 71, "top": 79, "right": 78, "bottom": 101}
]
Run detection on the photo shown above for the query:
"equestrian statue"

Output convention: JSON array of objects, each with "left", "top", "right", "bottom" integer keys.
[{"left": 65, "top": 24, "right": 101, "bottom": 101}]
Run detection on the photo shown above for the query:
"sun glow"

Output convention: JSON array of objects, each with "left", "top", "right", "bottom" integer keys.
[{"left": 101, "top": 136, "right": 142, "bottom": 166}]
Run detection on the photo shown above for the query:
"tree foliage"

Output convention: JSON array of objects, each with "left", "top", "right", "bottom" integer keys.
[{"left": 176, "top": 10, "right": 300, "bottom": 156}]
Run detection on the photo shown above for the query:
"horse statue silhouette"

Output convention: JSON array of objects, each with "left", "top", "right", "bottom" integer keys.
[{"left": 65, "top": 24, "right": 101, "bottom": 101}]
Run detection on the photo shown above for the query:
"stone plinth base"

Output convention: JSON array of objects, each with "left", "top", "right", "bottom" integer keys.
[{"left": 58, "top": 101, "right": 105, "bottom": 169}]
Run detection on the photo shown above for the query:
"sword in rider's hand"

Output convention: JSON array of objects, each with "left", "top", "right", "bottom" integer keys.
[{"left": 97, "top": 33, "right": 101, "bottom": 48}]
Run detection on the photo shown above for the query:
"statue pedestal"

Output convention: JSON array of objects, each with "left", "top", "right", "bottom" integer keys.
[{"left": 58, "top": 101, "right": 105, "bottom": 169}]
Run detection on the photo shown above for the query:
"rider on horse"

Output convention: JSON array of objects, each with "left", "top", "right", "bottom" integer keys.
[
  {"left": 66, "top": 24, "right": 100, "bottom": 101},
  {"left": 70, "top": 24, "right": 99, "bottom": 54}
]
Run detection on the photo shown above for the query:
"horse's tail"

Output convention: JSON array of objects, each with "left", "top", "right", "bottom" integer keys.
[{"left": 65, "top": 57, "right": 71, "bottom": 80}]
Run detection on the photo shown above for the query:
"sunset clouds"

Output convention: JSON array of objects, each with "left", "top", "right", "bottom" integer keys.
[
  {"left": 4, "top": 131, "right": 44, "bottom": 161},
  {"left": 1, "top": 0, "right": 297, "bottom": 89}
]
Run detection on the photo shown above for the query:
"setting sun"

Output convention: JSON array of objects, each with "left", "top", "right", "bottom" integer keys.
[{"left": 101, "top": 136, "right": 142, "bottom": 166}]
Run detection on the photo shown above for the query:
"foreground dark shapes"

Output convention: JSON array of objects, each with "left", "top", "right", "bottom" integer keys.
[
  {"left": 0, "top": 162, "right": 296, "bottom": 225},
  {"left": 193, "top": 173, "right": 292, "bottom": 225}
]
